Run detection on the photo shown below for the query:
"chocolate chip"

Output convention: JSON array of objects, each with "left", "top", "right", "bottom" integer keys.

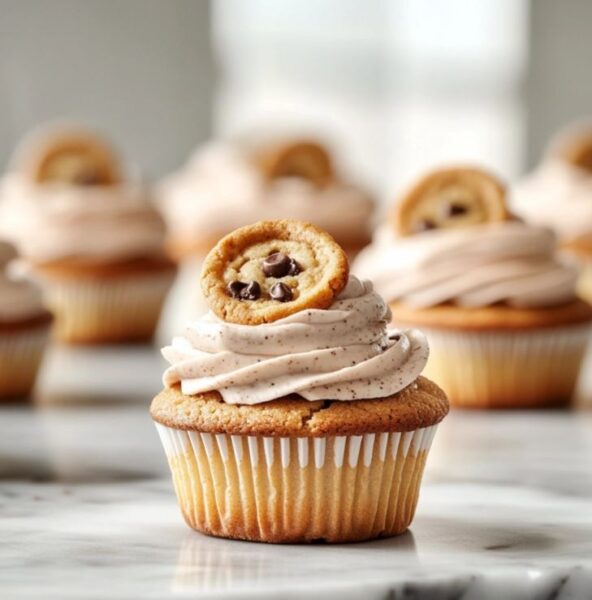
[
  {"left": 262, "top": 253, "right": 290, "bottom": 277},
  {"left": 73, "top": 168, "right": 102, "bottom": 186},
  {"left": 415, "top": 219, "right": 436, "bottom": 232},
  {"left": 228, "top": 280, "right": 262, "bottom": 300},
  {"left": 269, "top": 282, "right": 293, "bottom": 302},
  {"left": 240, "top": 281, "right": 261, "bottom": 300},
  {"left": 287, "top": 258, "right": 301, "bottom": 276},
  {"left": 446, "top": 202, "right": 468, "bottom": 217},
  {"left": 227, "top": 281, "right": 247, "bottom": 298}
]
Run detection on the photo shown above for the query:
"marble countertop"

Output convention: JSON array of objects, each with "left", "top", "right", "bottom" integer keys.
[{"left": 2, "top": 345, "right": 592, "bottom": 600}]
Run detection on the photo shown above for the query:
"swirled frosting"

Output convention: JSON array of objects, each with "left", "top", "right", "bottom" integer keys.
[
  {"left": 0, "top": 241, "right": 46, "bottom": 321},
  {"left": 0, "top": 174, "right": 167, "bottom": 263},
  {"left": 162, "top": 276, "right": 429, "bottom": 405},
  {"left": 354, "top": 222, "right": 578, "bottom": 308},
  {"left": 158, "top": 143, "right": 374, "bottom": 249},
  {"left": 512, "top": 159, "right": 592, "bottom": 242}
]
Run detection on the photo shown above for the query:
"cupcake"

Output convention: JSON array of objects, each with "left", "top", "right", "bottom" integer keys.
[
  {"left": 151, "top": 220, "right": 448, "bottom": 543},
  {"left": 355, "top": 167, "right": 592, "bottom": 409},
  {"left": 0, "top": 125, "right": 176, "bottom": 344},
  {"left": 512, "top": 124, "right": 592, "bottom": 301},
  {"left": 158, "top": 138, "right": 375, "bottom": 261},
  {"left": 0, "top": 241, "right": 52, "bottom": 399}
]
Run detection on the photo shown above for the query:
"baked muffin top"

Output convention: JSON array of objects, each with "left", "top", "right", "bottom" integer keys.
[{"left": 151, "top": 376, "right": 448, "bottom": 437}]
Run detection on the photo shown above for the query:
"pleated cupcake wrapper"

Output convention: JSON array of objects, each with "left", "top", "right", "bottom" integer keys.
[
  {"left": 0, "top": 325, "right": 50, "bottom": 399},
  {"left": 39, "top": 270, "right": 175, "bottom": 343},
  {"left": 155, "top": 423, "right": 438, "bottom": 543},
  {"left": 420, "top": 324, "right": 590, "bottom": 409}
]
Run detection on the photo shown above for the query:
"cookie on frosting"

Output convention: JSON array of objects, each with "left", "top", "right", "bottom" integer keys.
[
  {"left": 250, "top": 140, "right": 334, "bottom": 188},
  {"left": 201, "top": 219, "right": 349, "bottom": 324},
  {"left": 392, "top": 167, "right": 510, "bottom": 236},
  {"left": 16, "top": 128, "right": 121, "bottom": 185}
]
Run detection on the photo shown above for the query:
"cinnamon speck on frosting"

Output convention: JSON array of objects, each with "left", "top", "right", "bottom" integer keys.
[{"left": 162, "top": 275, "right": 430, "bottom": 405}]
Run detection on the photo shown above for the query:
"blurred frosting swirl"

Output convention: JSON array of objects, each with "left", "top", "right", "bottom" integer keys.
[
  {"left": 0, "top": 175, "right": 167, "bottom": 263},
  {"left": 354, "top": 222, "right": 578, "bottom": 309},
  {"left": 158, "top": 143, "right": 374, "bottom": 250},
  {"left": 162, "top": 276, "right": 429, "bottom": 405},
  {"left": 512, "top": 159, "right": 592, "bottom": 242},
  {"left": 0, "top": 241, "right": 46, "bottom": 321}
]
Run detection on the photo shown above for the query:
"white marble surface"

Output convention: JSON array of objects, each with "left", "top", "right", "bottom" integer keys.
[{"left": 2, "top": 344, "right": 592, "bottom": 599}]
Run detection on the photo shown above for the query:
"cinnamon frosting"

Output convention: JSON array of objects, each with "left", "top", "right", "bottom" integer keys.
[
  {"left": 162, "top": 276, "right": 429, "bottom": 405},
  {"left": 354, "top": 222, "right": 578, "bottom": 309},
  {"left": 158, "top": 143, "right": 374, "bottom": 249},
  {"left": 0, "top": 241, "right": 46, "bottom": 321},
  {"left": 0, "top": 174, "right": 167, "bottom": 264},
  {"left": 512, "top": 159, "right": 592, "bottom": 243}
]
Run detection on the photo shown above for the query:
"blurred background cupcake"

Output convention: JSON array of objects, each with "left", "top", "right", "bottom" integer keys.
[
  {"left": 0, "top": 125, "right": 176, "bottom": 344},
  {"left": 0, "top": 240, "right": 52, "bottom": 399},
  {"left": 159, "top": 136, "right": 374, "bottom": 261},
  {"left": 157, "top": 135, "right": 374, "bottom": 332},
  {"left": 512, "top": 123, "right": 592, "bottom": 302},
  {"left": 355, "top": 166, "right": 592, "bottom": 409}
]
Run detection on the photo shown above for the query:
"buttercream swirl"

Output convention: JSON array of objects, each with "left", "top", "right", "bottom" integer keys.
[
  {"left": 0, "top": 174, "right": 166, "bottom": 263},
  {"left": 158, "top": 143, "right": 374, "bottom": 248},
  {"left": 162, "top": 276, "right": 429, "bottom": 405},
  {"left": 0, "top": 241, "right": 46, "bottom": 321},
  {"left": 512, "top": 159, "right": 592, "bottom": 243},
  {"left": 354, "top": 222, "right": 578, "bottom": 308}
]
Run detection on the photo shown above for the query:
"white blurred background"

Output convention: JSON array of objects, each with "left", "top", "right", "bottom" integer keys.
[{"left": 1, "top": 0, "right": 591, "bottom": 209}]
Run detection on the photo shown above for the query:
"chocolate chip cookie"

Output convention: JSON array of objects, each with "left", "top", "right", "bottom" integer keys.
[
  {"left": 392, "top": 167, "right": 510, "bottom": 236},
  {"left": 251, "top": 140, "right": 334, "bottom": 188},
  {"left": 18, "top": 128, "right": 121, "bottom": 185},
  {"left": 201, "top": 220, "right": 349, "bottom": 324}
]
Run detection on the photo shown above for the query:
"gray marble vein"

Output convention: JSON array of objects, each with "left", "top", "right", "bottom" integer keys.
[{"left": 1, "top": 345, "right": 592, "bottom": 599}]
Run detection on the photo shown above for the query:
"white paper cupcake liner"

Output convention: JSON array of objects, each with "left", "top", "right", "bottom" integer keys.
[
  {"left": 419, "top": 324, "right": 590, "bottom": 408},
  {"left": 155, "top": 423, "right": 438, "bottom": 543},
  {"left": 0, "top": 325, "right": 51, "bottom": 399},
  {"left": 40, "top": 269, "right": 175, "bottom": 344}
]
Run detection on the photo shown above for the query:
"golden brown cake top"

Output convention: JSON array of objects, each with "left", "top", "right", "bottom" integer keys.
[
  {"left": 390, "top": 298, "right": 592, "bottom": 331},
  {"left": 150, "top": 376, "right": 448, "bottom": 437}
]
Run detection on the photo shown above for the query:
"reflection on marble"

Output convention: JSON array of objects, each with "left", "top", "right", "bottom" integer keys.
[{"left": 1, "top": 346, "right": 592, "bottom": 599}]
